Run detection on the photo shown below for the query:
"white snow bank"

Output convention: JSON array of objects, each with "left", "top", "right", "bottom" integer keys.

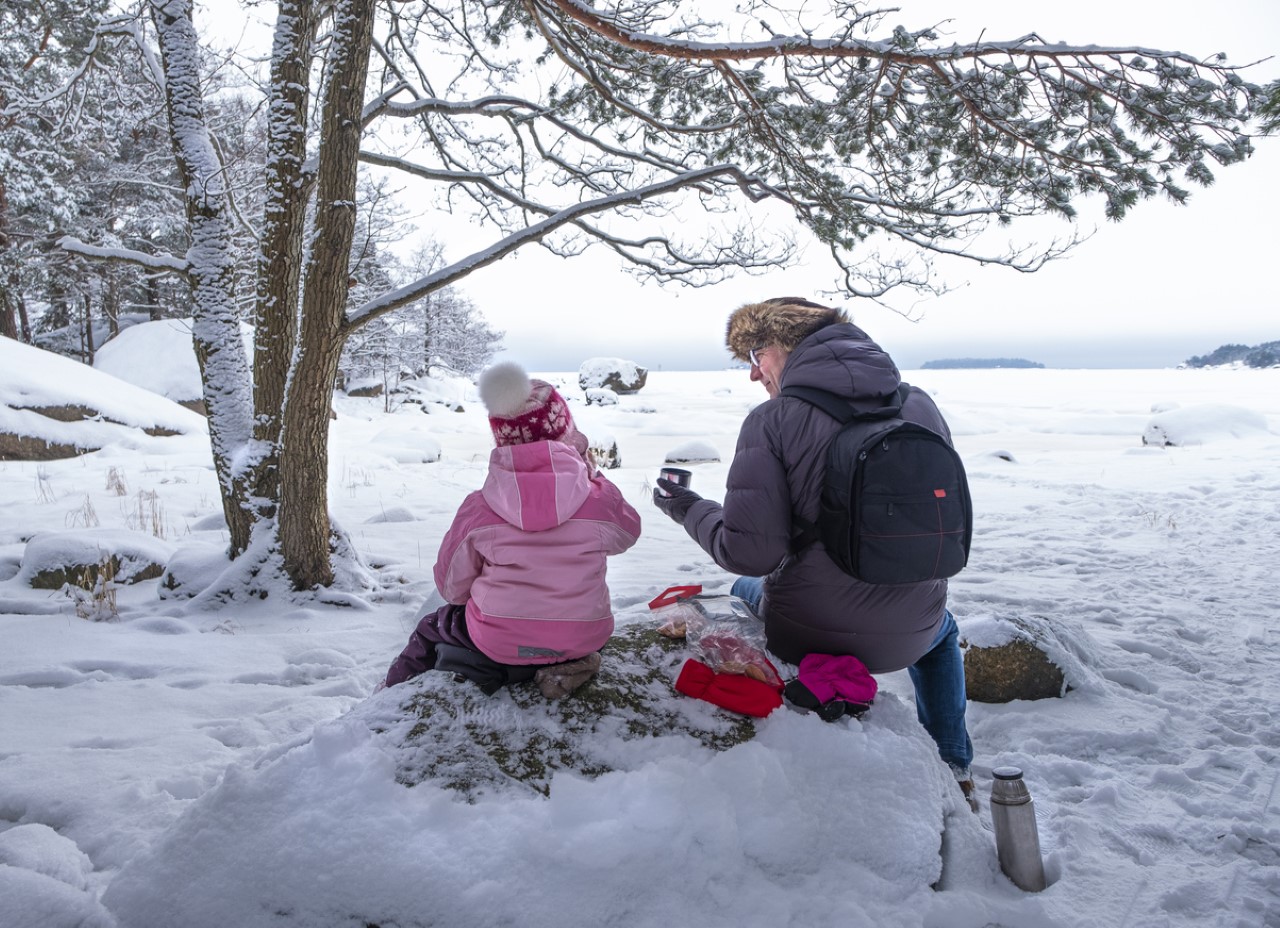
[
  {"left": 1, "top": 337, "right": 206, "bottom": 439},
  {"left": 101, "top": 682, "right": 1005, "bottom": 928},
  {"left": 93, "top": 317, "right": 255, "bottom": 403},
  {"left": 1142, "top": 404, "right": 1270, "bottom": 446}
]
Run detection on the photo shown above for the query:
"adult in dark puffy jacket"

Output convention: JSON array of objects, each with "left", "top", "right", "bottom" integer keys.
[{"left": 652, "top": 297, "right": 975, "bottom": 803}]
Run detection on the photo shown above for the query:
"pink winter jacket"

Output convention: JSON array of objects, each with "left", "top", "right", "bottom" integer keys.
[{"left": 434, "top": 440, "right": 642, "bottom": 665}]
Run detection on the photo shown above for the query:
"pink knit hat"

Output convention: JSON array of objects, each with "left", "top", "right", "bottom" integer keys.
[{"left": 477, "top": 362, "right": 586, "bottom": 452}]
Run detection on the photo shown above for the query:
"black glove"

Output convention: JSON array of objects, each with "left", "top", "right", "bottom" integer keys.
[
  {"left": 652, "top": 478, "right": 703, "bottom": 525},
  {"left": 783, "top": 678, "right": 870, "bottom": 723}
]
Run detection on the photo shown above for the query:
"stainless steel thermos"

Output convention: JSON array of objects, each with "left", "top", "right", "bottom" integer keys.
[{"left": 990, "top": 766, "right": 1047, "bottom": 892}]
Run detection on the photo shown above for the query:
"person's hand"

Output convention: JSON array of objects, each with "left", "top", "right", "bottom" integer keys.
[{"left": 652, "top": 479, "right": 702, "bottom": 525}]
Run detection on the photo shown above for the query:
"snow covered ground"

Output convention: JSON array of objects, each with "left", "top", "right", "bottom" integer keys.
[{"left": 1, "top": 329, "right": 1278, "bottom": 927}]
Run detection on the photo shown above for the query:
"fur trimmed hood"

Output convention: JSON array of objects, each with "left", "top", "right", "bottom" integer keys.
[{"left": 725, "top": 298, "right": 850, "bottom": 362}]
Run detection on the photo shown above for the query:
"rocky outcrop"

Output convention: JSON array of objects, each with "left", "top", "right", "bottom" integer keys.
[
  {"left": 963, "top": 637, "right": 1066, "bottom": 702},
  {"left": 579, "top": 357, "right": 647, "bottom": 394},
  {"left": 388, "top": 625, "right": 757, "bottom": 798}
]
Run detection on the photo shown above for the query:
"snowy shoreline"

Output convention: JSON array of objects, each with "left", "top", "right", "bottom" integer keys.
[{"left": 2, "top": 349, "right": 1279, "bottom": 927}]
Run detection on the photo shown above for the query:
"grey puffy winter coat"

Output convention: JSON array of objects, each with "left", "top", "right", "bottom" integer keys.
[{"left": 682, "top": 323, "right": 950, "bottom": 672}]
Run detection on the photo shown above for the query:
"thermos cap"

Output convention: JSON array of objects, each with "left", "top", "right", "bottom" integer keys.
[{"left": 992, "top": 765, "right": 1025, "bottom": 780}]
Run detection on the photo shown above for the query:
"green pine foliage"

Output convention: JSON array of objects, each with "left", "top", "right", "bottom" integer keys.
[{"left": 1185, "top": 341, "right": 1280, "bottom": 368}]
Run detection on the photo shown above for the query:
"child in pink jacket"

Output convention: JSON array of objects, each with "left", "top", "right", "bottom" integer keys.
[{"left": 384, "top": 362, "right": 641, "bottom": 697}]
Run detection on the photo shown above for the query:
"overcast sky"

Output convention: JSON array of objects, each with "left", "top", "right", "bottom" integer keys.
[
  {"left": 464, "top": 0, "right": 1280, "bottom": 371},
  {"left": 205, "top": 0, "right": 1279, "bottom": 370}
]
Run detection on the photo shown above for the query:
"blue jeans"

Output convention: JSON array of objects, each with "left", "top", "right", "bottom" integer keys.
[{"left": 730, "top": 576, "right": 973, "bottom": 773}]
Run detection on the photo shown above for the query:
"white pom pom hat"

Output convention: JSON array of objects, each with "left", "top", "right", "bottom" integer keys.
[{"left": 477, "top": 361, "right": 585, "bottom": 452}]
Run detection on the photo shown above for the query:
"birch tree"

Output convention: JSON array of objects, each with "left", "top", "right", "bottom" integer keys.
[{"left": 56, "top": 0, "right": 1266, "bottom": 595}]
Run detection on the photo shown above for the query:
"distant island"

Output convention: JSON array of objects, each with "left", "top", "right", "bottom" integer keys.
[
  {"left": 1184, "top": 341, "right": 1279, "bottom": 369},
  {"left": 920, "top": 358, "right": 1045, "bottom": 370}
]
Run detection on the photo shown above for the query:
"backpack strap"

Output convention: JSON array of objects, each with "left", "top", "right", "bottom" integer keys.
[{"left": 779, "top": 382, "right": 912, "bottom": 551}]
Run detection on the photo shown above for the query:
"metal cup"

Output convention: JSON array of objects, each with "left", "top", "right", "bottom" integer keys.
[{"left": 657, "top": 467, "right": 692, "bottom": 497}]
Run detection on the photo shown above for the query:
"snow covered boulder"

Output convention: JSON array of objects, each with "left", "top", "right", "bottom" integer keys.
[
  {"left": 579, "top": 357, "right": 647, "bottom": 394},
  {"left": 94, "top": 317, "right": 255, "bottom": 414},
  {"left": 584, "top": 387, "right": 618, "bottom": 406},
  {"left": 157, "top": 540, "right": 228, "bottom": 601},
  {"left": 95, "top": 318, "right": 203, "bottom": 410},
  {"left": 387, "top": 625, "right": 757, "bottom": 799},
  {"left": 589, "top": 434, "right": 622, "bottom": 469},
  {"left": 19, "top": 528, "right": 173, "bottom": 590},
  {"left": 1141, "top": 404, "right": 1269, "bottom": 447},
  {"left": 1, "top": 336, "right": 206, "bottom": 460},
  {"left": 663, "top": 439, "right": 720, "bottom": 464},
  {"left": 345, "top": 379, "right": 385, "bottom": 398},
  {"left": 961, "top": 614, "right": 1103, "bottom": 702},
  {"left": 101, "top": 623, "right": 978, "bottom": 928}
]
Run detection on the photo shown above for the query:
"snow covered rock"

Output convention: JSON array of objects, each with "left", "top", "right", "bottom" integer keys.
[
  {"left": 578, "top": 357, "right": 647, "bottom": 394},
  {"left": 101, "top": 623, "right": 970, "bottom": 928},
  {"left": 94, "top": 317, "right": 255, "bottom": 414},
  {"left": 345, "top": 379, "right": 384, "bottom": 398},
  {"left": 19, "top": 529, "right": 173, "bottom": 590},
  {"left": 157, "top": 540, "right": 227, "bottom": 601},
  {"left": 663, "top": 439, "right": 720, "bottom": 464},
  {"left": 1141, "top": 404, "right": 1269, "bottom": 447},
  {"left": 589, "top": 433, "right": 622, "bottom": 469},
  {"left": 387, "top": 625, "right": 757, "bottom": 798},
  {"left": 960, "top": 614, "right": 1104, "bottom": 702},
  {"left": 963, "top": 637, "right": 1065, "bottom": 703},
  {"left": 1, "top": 336, "right": 206, "bottom": 460},
  {"left": 584, "top": 387, "right": 618, "bottom": 406}
]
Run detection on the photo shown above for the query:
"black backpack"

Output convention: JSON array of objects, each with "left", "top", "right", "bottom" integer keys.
[{"left": 781, "top": 383, "right": 972, "bottom": 585}]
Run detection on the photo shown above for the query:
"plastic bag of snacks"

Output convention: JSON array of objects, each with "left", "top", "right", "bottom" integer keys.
[{"left": 649, "top": 585, "right": 784, "bottom": 714}]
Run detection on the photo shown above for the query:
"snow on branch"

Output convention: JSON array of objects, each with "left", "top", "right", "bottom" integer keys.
[{"left": 57, "top": 236, "right": 190, "bottom": 275}]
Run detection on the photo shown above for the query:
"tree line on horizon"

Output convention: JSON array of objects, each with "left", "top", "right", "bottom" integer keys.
[
  {"left": 920, "top": 358, "right": 1045, "bottom": 370},
  {"left": 1185, "top": 341, "right": 1280, "bottom": 369}
]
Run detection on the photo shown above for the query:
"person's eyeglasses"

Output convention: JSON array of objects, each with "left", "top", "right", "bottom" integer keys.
[{"left": 749, "top": 346, "right": 767, "bottom": 368}]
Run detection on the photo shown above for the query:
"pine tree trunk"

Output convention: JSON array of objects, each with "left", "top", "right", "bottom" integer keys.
[{"left": 277, "top": 0, "right": 376, "bottom": 590}]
